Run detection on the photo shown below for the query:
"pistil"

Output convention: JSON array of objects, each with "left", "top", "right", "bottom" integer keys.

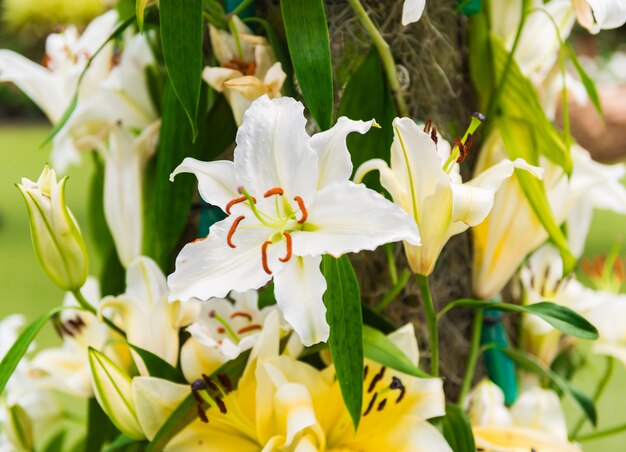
[{"left": 209, "top": 310, "right": 240, "bottom": 343}]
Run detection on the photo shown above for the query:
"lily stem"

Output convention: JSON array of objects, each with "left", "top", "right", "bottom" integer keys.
[
  {"left": 458, "top": 309, "right": 484, "bottom": 407},
  {"left": 72, "top": 289, "right": 126, "bottom": 338},
  {"left": 576, "top": 422, "right": 626, "bottom": 442},
  {"left": 416, "top": 274, "right": 439, "bottom": 376},
  {"left": 346, "top": 0, "right": 409, "bottom": 117},
  {"left": 376, "top": 269, "right": 411, "bottom": 312},
  {"left": 384, "top": 243, "right": 398, "bottom": 284},
  {"left": 229, "top": 0, "right": 255, "bottom": 17},
  {"left": 570, "top": 356, "right": 615, "bottom": 440}
]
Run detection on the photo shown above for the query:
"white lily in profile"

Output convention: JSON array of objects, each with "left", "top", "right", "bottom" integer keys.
[
  {"left": 572, "top": 0, "right": 626, "bottom": 33},
  {"left": 168, "top": 96, "right": 421, "bottom": 346},
  {"left": 402, "top": 0, "right": 426, "bottom": 25},
  {"left": 203, "top": 16, "right": 286, "bottom": 125},
  {"left": 0, "top": 10, "right": 117, "bottom": 125},
  {"left": 355, "top": 117, "right": 541, "bottom": 276},
  {"left": 180, "top": 289, "right": 289, "bottom": 381},
  {"left": 100, "top": 257, "right": 197, "bottom": 374},
  {"left": 466, "top": 380, "right": 580, "bottom": 452},
  {"left": 133, "top": 313, "right": 451, "bottom": 450},
  {"left": 30, "top": 278, "right": 130, "bottom": 397},
  {"left": 472, "top": 134, "right": 626, "bottom": 300}
]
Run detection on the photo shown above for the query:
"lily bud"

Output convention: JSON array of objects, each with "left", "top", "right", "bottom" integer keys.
[
  {"left": 17, "top": 166, "right": 88, "bottom": 291},
  {"left": 5, "top": 404, "right": 34, "bottom": 451},
  {"left": 87, "top": 347, "right": 145, "bottom": 440}
]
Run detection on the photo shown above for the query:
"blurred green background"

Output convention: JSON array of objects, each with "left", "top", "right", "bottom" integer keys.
[{"left": 1, "top": 124, "right": 626, "bottom": 449}]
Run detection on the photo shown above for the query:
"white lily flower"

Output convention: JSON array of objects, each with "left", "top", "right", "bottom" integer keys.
[
  {"left": 31, "top": 278, "right": 130, "bottom": 397},
  {"left": 133, "top": 314, "right": 451, "bottom": 450},
  {"left": 168, "top": 96, "right": 421, "bottom": 346},
  {"left": 180, "top": 289, "right": 289, "bottom": 381},
  {"left": 572, "top": 0, "right": 626, "bottom": 33},
  {"left": 0, "top": 10, "right": 117, "bottom": 124},
  {"left": 100, "top": 257, "right": 193, "bottom": 374},
  {"left": 472, "top": 134, "right": 626, "bottom": 299},
  {"left": 467, "top": 380, "right": 579, "bottom": 452},
  {"left": 402, "top": 0, "right": 426, "bottom": 26},
  {"left": 355, "top": 117, "right": 541, "bottom": 276},
  {"left": 203, "top": 16, "right": 286, "bottom": 125},
  {"left": 17, "top": 165, "right": 88, "bottom": 291}
]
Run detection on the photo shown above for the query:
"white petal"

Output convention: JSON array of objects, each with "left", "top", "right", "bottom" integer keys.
[
  {"left": 170, "top": 157, "right": 239, "bottom": 212},
  {"left": 262, "top": 62, "right": 287, "bottom": 95},
  {"left": 402, "top": 0, "right": 426, "bottom": 26},
  {"left": 126, "top": 257, "right": 168, "bottom": 306},
  {"left": 310, "top": 117, "right": 375, "bottom": 189},
  {"left": 202, "top": 66, "right": 241, "bottom": 92},
  {"left": 585, "top": 0, "right": 626, "bottom": 31},
  {"left": 234, "top": 96, "right": 318, "bottom": 205},
  {"left": 511, "top": 387, "right": 568, "bottom": 441},
  {"left": 466, "top": 380, "right": 512, "bottom": 427},
  {"left": 291, "top": 181, "right": 420, "bottom": 258},
  {"left": 273, "top": 255, "right": 329, "bottom": 346},
  {"left": 387, "top": 324, "right": 419, "bottom": 366},
  {"left": 274, "top": 383, "right": 320, "bottom": 447},
  {"left": 168, "top": 217, "right": 282, "bottom": 302}
]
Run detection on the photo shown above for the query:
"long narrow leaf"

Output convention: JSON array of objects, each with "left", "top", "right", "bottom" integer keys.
[
  {"left": 128, "top": 344, "right": 186, "bottom": 383},
  {"left": 441, "top": 404, "right": 476, "bottom": 452},
  {"left": 322, "top": 255, "right": 363, "bottom": 430}
]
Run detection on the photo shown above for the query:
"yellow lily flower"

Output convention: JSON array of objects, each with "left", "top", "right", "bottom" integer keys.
[{"left": 133, "top": 313, "right": 451, "bottom": 451}]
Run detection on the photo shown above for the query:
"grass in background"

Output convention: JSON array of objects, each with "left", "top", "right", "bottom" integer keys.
[{"left": 2, "top": 124, "right": 626, "bottom": 450}]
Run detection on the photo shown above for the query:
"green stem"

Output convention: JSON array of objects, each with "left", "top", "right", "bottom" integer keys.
[
  {"left": 416, "top": 274, "right": 439, "bottom": 375},
  {"left": 570, "top": 357, "right": 615, "bottom": 439},
  {"left": 484, "top": 0, "right": 529, "bottom": 124},
  {"left": 228, "top": 0, "right": 255, "bottom": 17},
  {"left": 375, "top": 269, "right": 410, "bottom": 312},
  {"left": 346, "top": 0, "right": 409, "bottom": 117},
  {"left": 72, "top": 289, "right": 126, "bottom": 338},
  {"left": 384, "top": 243, "right": 398, "bottom": 284},
  {"left": 576, "top": 422, "right": 626, "bottom": 442},
  {"left": 458, "top": 309, "right": 484, "bottom": 406}
]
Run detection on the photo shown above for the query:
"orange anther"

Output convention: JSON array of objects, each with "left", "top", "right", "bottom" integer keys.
[
  {"left": 294, "top": 196, "right": 308, "bottom": 224},
  {"left": 279, "top": 232, "right": 293, "bottom": 262},
  {"left": 264, "top": 187, "right": 284, "bottom": 198},
  {"left": 246, "top": 62, "right": 257, "bottom": 76},
  {"left": 226, "top": 195, "right": 255, "bottom": 214},
  {"left": 227, "top": 216, "right": 245, "bottom": 248},
  {"left": 237, "top": 324, "right": 262, "bottom": 334},
  {"left": 192, "top": 237, "right": 207, "bottom": 243},
  {"left": 230, "top": 311, "right": 253, "bottom": 321},
  {"left": 261, "top": 240, "right": 273, "bottom": 274}
]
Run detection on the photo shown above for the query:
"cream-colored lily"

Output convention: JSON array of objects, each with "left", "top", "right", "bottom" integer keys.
[
  {"left": 17, "top": 165, "right": 88, "bottom": 291},
  {"left": 472, "top": 134, "right": 626, "bottom": 300},
  {"left": 180, "top": 289, "right": 292, "bottom": 382},
  {"left": 355, "top": 117, "right": 540, "bottom": 276},
  {"left": 572, "top": 0, "right": 626, "bottom": 33},
  {"left": 100, "top": 257, "right": 196, "bottom": 374},
  {"left": 133, "top": 313, "right": 451, "bottom": 450},
  {"left": 31, "top": 278, "right": 130, "bottom": 397},
  {"left": 466, "top": 380, "right": 580, "bottom": 452},
  {"left": 203, "top": 16, "right": 286, "bottom": 125}
]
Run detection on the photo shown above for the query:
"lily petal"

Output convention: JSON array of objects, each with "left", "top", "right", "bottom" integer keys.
[
  {"left": 402, "top": 0, "right": 426, "bottom": 26},
  {"left": 273, "top": 255, "right": 329, "bottom": 346},
  {"left": 310, "top": 117, "right": 375, "bottom": 189},
  {"left": 234, "top": 96, "right": 318, "bottom": 204},
  {"left": 292, "top": 181, "right": 421, "bottom": 258}
]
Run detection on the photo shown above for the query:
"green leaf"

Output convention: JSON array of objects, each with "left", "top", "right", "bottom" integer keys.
[
  {"left": 202, "top": 94, "right": 238, "bottom": 161},
  {"left": 281, "top": 0, "right": 333, "bottom": 130},
  {"left": 0, "top": 306, "right": 65, "bottom": 394},
  {"left": 43, "top": 16, "right": 135, "bottom": 145},
  {"left": 203, "top": 0, "right": 228, "bottom": 29},
  {"left": 337, "top": 48, "right": 396, "bottom": 185},
  {"left": 441, "top": 299, "right": 598, "bottom": 340},
  {"left": 500, "top": 348, "right": 597, "bottom": 426},
  {"left": 362, "top": 304, "right": 396, "bottom": 334},
  {"left": 104, "top": 434, "right": 148, "bottom": 452},
  {"left": 567, "top": 43, "right": 603, "bottom": 118},
  {"left": 8, "top": 404, "right": 33, "bottom": 451},
  {"left": 86, "top": 397, "right": 120, "bottom": 452},
  {"left": 128, "top": 344, "right": 186, "bottom": 383},
  {"left": 491, "top": 35, "right": 572, "bottom": 173},
  {"left": 42, "top": 430, "right": 67, "bottom": 452},
  {"left": 147, "top": 351, "right": 250, "bottom": 451},
  {"left": 136, "top": 0, "right": 150, "bottom": 31},
  {"left": 497, "top": 116, "right": 576, "bottom": 273},
  {"left": 160, "top": 0, "right": 203, "bottom": 137},
  {"left": 322, "top": 255, "right": 363, "bottom": 430},
  {"left": 441, "top": 404, "right": 476, "bottom": 452},
  {"left": 363, "top": 325, "right": 431, "bottom": 379}
]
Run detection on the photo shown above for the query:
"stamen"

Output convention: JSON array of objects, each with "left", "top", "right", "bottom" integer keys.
[
  {"left": 431, "top": 127, "right": 438, "bottom": 145},
  {"left": 208, "top": 311, "right": 240, "bottom": 343},
  {"left": 390, "top": 376, "right": 406, "bottom": 403},
  {"left": 217, "top": 374, "right": 233, "bottom": 392},
  {"left": 246, "top": 62, "right": 257, "bottom": 76},
  {"left": 222, "top": 62, "right": 240, "bottom": 70},
  {"left": 237, "top": 324, "right": 262, "bottom": 334},
  {"left": 423, "top": 119, "right": 432, "bottom": 134},
  {"left": 279, "top": 232, "right": 293, "bottom": 263},
  {"left": 377, "top": 398, "right": 388, "bottom": 411},
  {"left": 457, "top": 134, "right": 472, "bottom": 163},
  {"left": 201, "top": 374, "right": 219, "bottom": 392},
  {"left": 192, "top": 237, "right": 207, "bottom": 243},
  {"left": 262, "top": 240, "right": 273, "bottom": 274},
  {"left": 217, "top": 327, "right": 226, "bottom": 334},
  {"left": 192, "top": 390, "right": 205, "bottom": 404},
  {"left": 214, "top": 396, "right": 228, "bottom": 414},
  {"left": 197, "top": 405, "right": 209, "bottom": 423},
  {"left": 227, "top": 216, "right": 245, "bottom": 248},
  {"left": 368, "top": 366, "right": 386, "bottom": 393},
  {"left": 363, "top": 365, "right": 369, "bottom": 380},
  {"left": 363, "top": 393, "right": 378, "bottom": 416},
  {"left": 191, "top": 379, "right": 207, "bottom": 391},
  {"left": 226, "top": 195, "right": 254, "bottom": 214},
  {"left": 294, "top": 196, "right": 308, "bottom": 224},
  {"left": 264, "top": 187, "right": 284, "bottom": 198},
  {"left": 230, "top": 311, "right": 253, "bottom": 321}
]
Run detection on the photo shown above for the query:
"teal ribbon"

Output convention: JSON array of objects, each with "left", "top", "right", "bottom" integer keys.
[
  {"left": 481, "top": 309, "right": 518, "bottom": 405},
  {"left": 457, "top": 0, "right": 481, "bottom": 16}
]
